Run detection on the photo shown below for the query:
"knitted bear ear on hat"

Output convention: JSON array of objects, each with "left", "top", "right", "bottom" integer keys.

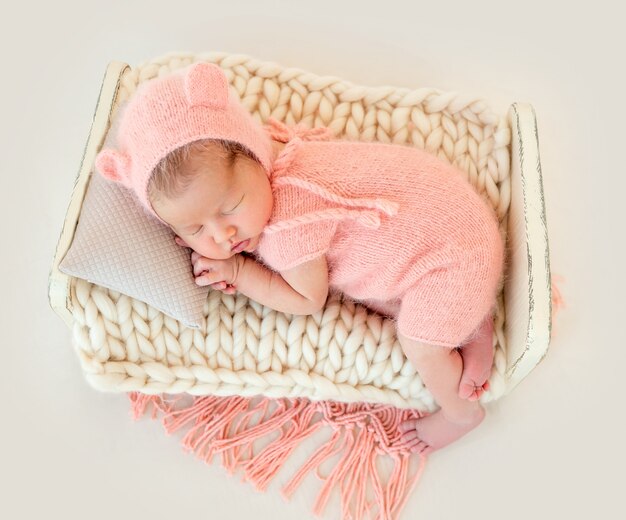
[
  {"left": 184, "top": 62, "right": 229, "bottom": 109},
  {"left": 95, "top": 149, "right": 131, "bottom": 185}
]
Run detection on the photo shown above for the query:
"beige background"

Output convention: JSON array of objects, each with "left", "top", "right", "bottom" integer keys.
[{"left": 2, "top": 1, "right": 624, "bottom": 518}]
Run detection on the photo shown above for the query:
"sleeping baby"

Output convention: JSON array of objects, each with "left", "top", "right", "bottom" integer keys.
[{"left": 95, "top": 63, "right": 504, "bottom": 454}]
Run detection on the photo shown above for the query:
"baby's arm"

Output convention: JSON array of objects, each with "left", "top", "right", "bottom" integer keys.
[
  {"left": 193, "top": 252, "right": 329, "bottom": 315},
  {"left": 236, "top": 255, "right": 329, "bottom": 315}
]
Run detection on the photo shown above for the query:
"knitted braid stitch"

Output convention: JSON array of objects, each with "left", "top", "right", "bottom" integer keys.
[{"left": 69, "top": 51, "right": 511, "bottom": 410}]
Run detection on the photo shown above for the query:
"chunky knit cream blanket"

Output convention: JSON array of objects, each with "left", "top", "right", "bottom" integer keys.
[{"left": 56, "top": 51, "right": 516, "bottom": 412}]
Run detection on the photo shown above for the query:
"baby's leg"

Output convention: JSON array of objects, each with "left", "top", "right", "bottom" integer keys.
[
  {"left": 457, "top": 316, "right": 494, "bottom": 401},
  {"left": 398, "top": 334, "right": 485, "bottom": 454}
]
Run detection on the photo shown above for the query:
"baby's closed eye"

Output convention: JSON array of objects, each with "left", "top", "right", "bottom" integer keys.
[{"left": 222, "top": 194, "right": 244, "bottom": 215}]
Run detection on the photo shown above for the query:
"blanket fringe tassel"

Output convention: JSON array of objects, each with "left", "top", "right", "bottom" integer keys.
[{"left": 129, "top": 392, "right": 427, "bottom": 520}]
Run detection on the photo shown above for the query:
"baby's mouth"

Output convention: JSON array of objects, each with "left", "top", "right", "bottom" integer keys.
[{"left": 231, "top": 239, "right": 250, "bottom": 253}]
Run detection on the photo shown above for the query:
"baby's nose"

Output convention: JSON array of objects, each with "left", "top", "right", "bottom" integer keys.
[{"left": 215, "top": 225, "right": 236, "bottom": 244}]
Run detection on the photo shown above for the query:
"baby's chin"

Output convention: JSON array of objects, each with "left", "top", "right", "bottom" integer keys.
[{"left": 246, "top": 236, "right": 260, "bottom": 252}]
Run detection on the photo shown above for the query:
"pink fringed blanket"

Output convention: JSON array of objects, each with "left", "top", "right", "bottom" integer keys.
[{"left": 131, "top": 393, "right": 426, "bottom": 519}]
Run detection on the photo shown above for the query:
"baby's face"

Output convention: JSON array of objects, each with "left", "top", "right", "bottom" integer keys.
[{"left": 151, "top": 150, "right": 273, "bottom": 260}]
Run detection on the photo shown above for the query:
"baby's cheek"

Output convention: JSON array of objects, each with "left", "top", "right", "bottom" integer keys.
[{"left": 195, "top": 243, "right": 233, "bottom": 260}]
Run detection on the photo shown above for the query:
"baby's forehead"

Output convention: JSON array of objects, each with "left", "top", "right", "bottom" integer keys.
[
  {"left": 188, "top": 140, "right": 232, "bottom": 163},
  {"left": 186, "top": 146, "right": 236, "bottom": 177}
]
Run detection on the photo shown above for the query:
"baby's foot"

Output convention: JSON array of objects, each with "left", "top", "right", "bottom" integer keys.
[
  {"left": 398, "top": 407, "right": 485, "bottom": 454},
  {"left": 457, "top": 318, "right": 495, "bottom": 401}
]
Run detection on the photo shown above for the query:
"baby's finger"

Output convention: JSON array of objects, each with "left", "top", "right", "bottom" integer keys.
[
  {"left": 193, "top": 260, "right": 214, "bottom": 276},
  {"left": 195, "top": 272, "right": 222, "bottom": 287}
]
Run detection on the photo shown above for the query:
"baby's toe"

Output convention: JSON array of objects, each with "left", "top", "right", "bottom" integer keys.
[
  {"left": 467, "top": 389, "right": 481, "bottom": 401},
  {"left": 400, "top": 428, "right": 419, "bottom": 443},
  {"left": 400, "top": 429, "right": 428, "bottom": 452},
  {"left": 398, "top": 419, "right": 418, "bottom": 433},
  {"left": 470, "top": 381, "right": 491, "bottom": 400},
  {"left": 407, "top": 439, "right": 429, "bottom": 454},
  {"left": 420, "top": 444, "right": 433, "bottom": 455},
  {"left": 459, "top": 381, "right": 476, "bottom": 399},
  {"left": 399, "top": 422, "right": 432, "bottom": 453}
]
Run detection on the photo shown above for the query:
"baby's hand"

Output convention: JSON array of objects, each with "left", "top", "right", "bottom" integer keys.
[{"left": 190, "top": 251, "right": 242, "bottom": 294}]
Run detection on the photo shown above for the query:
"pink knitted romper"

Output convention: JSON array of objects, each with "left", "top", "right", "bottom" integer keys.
[
  {"left": 94, "top": 63, "right": 504, "bottom": 348},
  {"left": 256, "top": 122, "right": 505, "bottom": 348}
]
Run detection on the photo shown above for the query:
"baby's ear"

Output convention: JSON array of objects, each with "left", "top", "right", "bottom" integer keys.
[
  {"left": 184, "top": 62, "right": 229, "bottom": 110},
  {"left": 95, "top": 149, "right": 131, "bottom": 183},
  {"left": 174, "top": 236, "right": 191, "bottom": 248}
]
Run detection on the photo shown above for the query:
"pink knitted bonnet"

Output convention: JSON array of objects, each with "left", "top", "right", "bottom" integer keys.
[{"left": 95, "top": 62, "right": 274, "bottom": 218}]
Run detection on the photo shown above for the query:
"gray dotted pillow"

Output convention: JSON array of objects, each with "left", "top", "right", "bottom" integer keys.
[{"left": 59, "top": 170, "right": 208, "bottom": 329}]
